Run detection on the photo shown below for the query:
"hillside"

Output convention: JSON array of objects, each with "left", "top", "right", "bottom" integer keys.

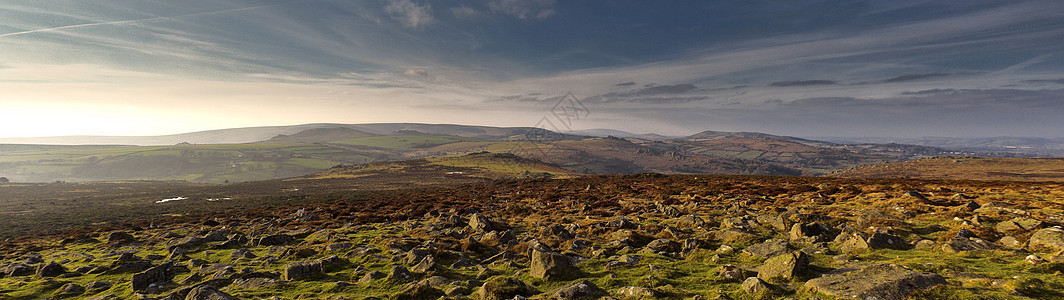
[
  {"left": 0, "top": 125, "right": 990, "bottom": 183},
  {"left": 833, "top": 157, "right": 1064, "bottom": 181}
]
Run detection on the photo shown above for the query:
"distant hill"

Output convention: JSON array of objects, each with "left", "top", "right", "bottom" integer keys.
[
  {"left": 819, "top": 136, "right": 1064, "bottom": 156},
  {"left": 832, "top": 157, "right": 1064, "bottom": 181},
  {"left": 0, "top": 124, "right": 1003, "bottom": 183},
  {"left": 0, "top": 123, "right": 585, "bottom": 146},
  {"left": 267, "top": 127, "right": 380, "bottom": 143}
]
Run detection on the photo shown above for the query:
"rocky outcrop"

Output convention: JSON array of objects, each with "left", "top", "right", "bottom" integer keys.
[
  {"left": 805, "top": 263, "right": 947, "bottom": 300},
  {"left": 1029, "top": 227, "right": 1064, "bottom": 252},
  {"left": 530, "top": 248, "right": 577, "bottom": 279}
]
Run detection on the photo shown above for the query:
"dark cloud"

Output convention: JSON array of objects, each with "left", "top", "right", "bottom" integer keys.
[
  {"left": 1022, "top": 78, "right": 1064, "bottom": 84},
  {"left": 632, "top": 83, "right": 697, "bottom": 96},
  {"left": 615, "top": 81, "right": 636, "bottom": 86},
  {"left": 884, "top": 73, "right": 950, "bottom": 83},
  {"left": 769, "top": 80, "right": 837, "bottom": 87},
  {"left": 900, "top": 89, "right": 957, "bottom": 95}
]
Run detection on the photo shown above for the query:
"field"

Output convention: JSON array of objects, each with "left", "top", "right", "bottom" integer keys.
[
  {"left": 2, "top": 164, "right": 1064, "bottom": 299},
  {"left": 833, "top": 157, "right": 1064, "bottom": 182}
]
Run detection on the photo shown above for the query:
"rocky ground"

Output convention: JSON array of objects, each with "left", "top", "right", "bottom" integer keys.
[{"left": 1, "top": 175, "right": 1064, "bottom": 299}]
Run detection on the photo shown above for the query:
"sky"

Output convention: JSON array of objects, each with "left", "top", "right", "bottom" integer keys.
[{"left": 1, "top": 0, "right": 1063, "bottom": 139}]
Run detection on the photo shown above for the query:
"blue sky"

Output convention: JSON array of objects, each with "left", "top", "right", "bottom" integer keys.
[{"left": 1, "top": 0, "right": 1062, "bottom": 138}]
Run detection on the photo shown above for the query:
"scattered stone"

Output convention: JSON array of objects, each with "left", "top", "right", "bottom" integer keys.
[
  {"left": 411, "top": 255, "right": 439, "bottom": 273},
  {"left": 388, "top": 265, "right": 412, "bottom": 281},
  {"left": 86, "top": 281, "right": 113, "bottom": 292},
  {"left": 4, "top": 263, "right": 34, "bottom": 277},
  {"left": 717, "top": 265, "right": 745, "bottom": 282},
  {"left": 740, "top": 277, "right": 774, "bottom": 295},
  {"left": 942, "top": 237, "right": 1001, "bottom": 253},
  {"left": 185, "top": 284, "right": 238, "bottom": 300},
  {"left": 546, "top": 280, "right": 606, "bottom": 300},
  {"left": 1025, "top": 255, "right": 1048, "bottom": 265},
  {"left": 998, "top": 236, "right": 1023, "bottom": 249},
  {"left": 1029, "top": 227, "right": 1064, "bottom": 253},
  {"left": 530, "top": 248, "right": 577, "bottom": 279},
  {"left": 392, "top": 282, "right": 443, "bottom": 299},
  {"left": 283, "top": 260, "right": 323, "bottom": 281},
  {"left": 358, "top": 271, "right": 387, "bottom": 284},
  {"left": 790, "top": 222, "right": 836, "bottom": 243},
  {"left": 35, "top": 261, "right": 66, "bottom": 277},
  {"left": 477, "top": 277, "right": 535, "bottom": 300},
  {"left": 230, "top": 277, "right": 280, "bottom": 289},
  {"left": 867, "top": 232, "right": 910, "bottom": 250},
  {"left": 469, "top": 213, "right": 500, "bottom": 232},
  {"left": 131, "top": 262, "right": 174, "bottom": 291},
  {"left": 996, "top": 217, "right": 1043, "bottom": 233},
  {"left": 56, "top": 283, "right": 85, "bottom": 296},
  {"left": 107, "top": 232, "right": 136, "bottom": 243},
  {"left": 805, "top": 263, "right": 947, "bottom": 300},
  {"left": 758, "top": 252, "right": 810, "bottom": 280},
  {"left": 914, "top": 240, "right": 936, "bottom": 250},
  {"left": 616, "top": 286, "right": 659, "bottom": 298},
  {"left": 742, "top": 238, "right": 791, "bottom": 258}
]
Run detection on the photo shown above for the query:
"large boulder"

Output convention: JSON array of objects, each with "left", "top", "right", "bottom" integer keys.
[
  {"left": 282, "top": 260, "right": 323, "bottom": 281},
  {"left": 131, "top": 262, "right": 174, "bottom": 291},
  {"left": 530, "top": 248, "right": 578, "bottom": 279},
  {"left": 805, "top": 263, "right": 947, "bottom": 300},
  {"left": 545, "top": 280, "right": 605, "bottom": 300},
  {"left": 469, "top": 213, "right": 501, "bottom": 232},
  {"left": 996, "top": 217, "right": 1043, "bottom": 233},
  {"left": 1029, "top": 227, "right": 1064, "bottom": 253},
  {"left": 942, "top": 237, "right": 1001, "bottom": 253},
  {"left": 758, "top": 252, "right": 810, "bottom": 280},
  {"left": 477, "top": 277, "right": 535, "bottom": 300},
  {"left": 742, "top": 239, "right": 791, "bottom": 258},
  {"left": 35, "top": 261, "right": 66, "bottom": 277}
]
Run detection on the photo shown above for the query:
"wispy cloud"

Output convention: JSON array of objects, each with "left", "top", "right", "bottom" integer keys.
[
  {"left": 487, "top": 0, "right": 556, "bottom": 20},
  {"left": 385, "top": 0, "right": 436, "bottom": 29}
]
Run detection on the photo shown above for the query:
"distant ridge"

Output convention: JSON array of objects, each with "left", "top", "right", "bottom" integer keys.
[
  {"left": 267, "top": 127, "right": 379, "bottom": 143},
  {"left": 0, "top": 123, "right": 586, "bottom": 146}
]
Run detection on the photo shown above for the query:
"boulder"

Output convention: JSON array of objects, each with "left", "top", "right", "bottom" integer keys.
[
  {"left": 477, "top": 277, "right": 535, "bottom": 300},
  {"left": 185, "top": 285, "right": 238, "bottom": 300},
  {"left": 107, "top": 232, "right": 136, "bottom": 243},
  {"left": 282, "top": 260, "right": 323, "bottom": 281},
  {"left": 789, "top": 222, "right": 836, "bottom": 243},
  {"left": 742, "top": 239, "right": 791, "bottom": 258},
  {"left": 530, "top": 248, "right": 577, "bottom": 279},
  {"left": 131, "top": 262, "right": 174, "bottom": 291},
  {"left": 469, "top": 213, "right": 500, "bottom": 232},
  {"left": 391, "top": 282, "right": 443, "bottom": 299},
  {"left": 388, "top": 265, "right": 412, "bottom": 281},
  {"left": 996, "top": 217, "right": 1043, "bottom": 233},
  {"left": 717, "top": 265, "right": 745, "bottom": 282},
  {"left": 358, "top": 271, "right": 387, "bottom": 284},
  {"left": 545, "top": 280, "right": 605, "bottom": 300},
  {"left": 616, "top": 286, "right": 659, "bottom": 298},
  {"left": 229, "top": 278, "right": 280, "bottom": 290},
  {"left": 85, "top": 281, "right": 113, "bottom": 292},
  {"left": 741, "top": 277, "right": 774, "bottom": 294},
  {"left": 411, "top": 255, "right": 438, "bottom": 273},
  {"left": 867, "top": 232, "right": 910, "bottom": 250},
  {"left": 805, "top": 263, "right": 947, "bottom": 300},
  {"left": 35, "top": 261, "right": 66, "bottom": 277},
  {"left": 55, "top": 283, "right": 85, "bottom": 297},
  {"left": 757, "top": 252, "right": 809, "bottom": 280},
  {"left": 1029, "top": 227, "right": 1064, "bottom": 252},
  {"left": 942, "top": 237, "right": 1001, "bottom": 253}
]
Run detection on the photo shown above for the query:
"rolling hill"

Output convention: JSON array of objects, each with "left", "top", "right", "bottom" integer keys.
[{"left": 0, "top": 124, "right": 993, "bottom": 183}]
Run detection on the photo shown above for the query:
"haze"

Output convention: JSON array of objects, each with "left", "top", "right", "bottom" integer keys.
[{"left": 2, "top": 1, "right": 1063, "bottom": 139}]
